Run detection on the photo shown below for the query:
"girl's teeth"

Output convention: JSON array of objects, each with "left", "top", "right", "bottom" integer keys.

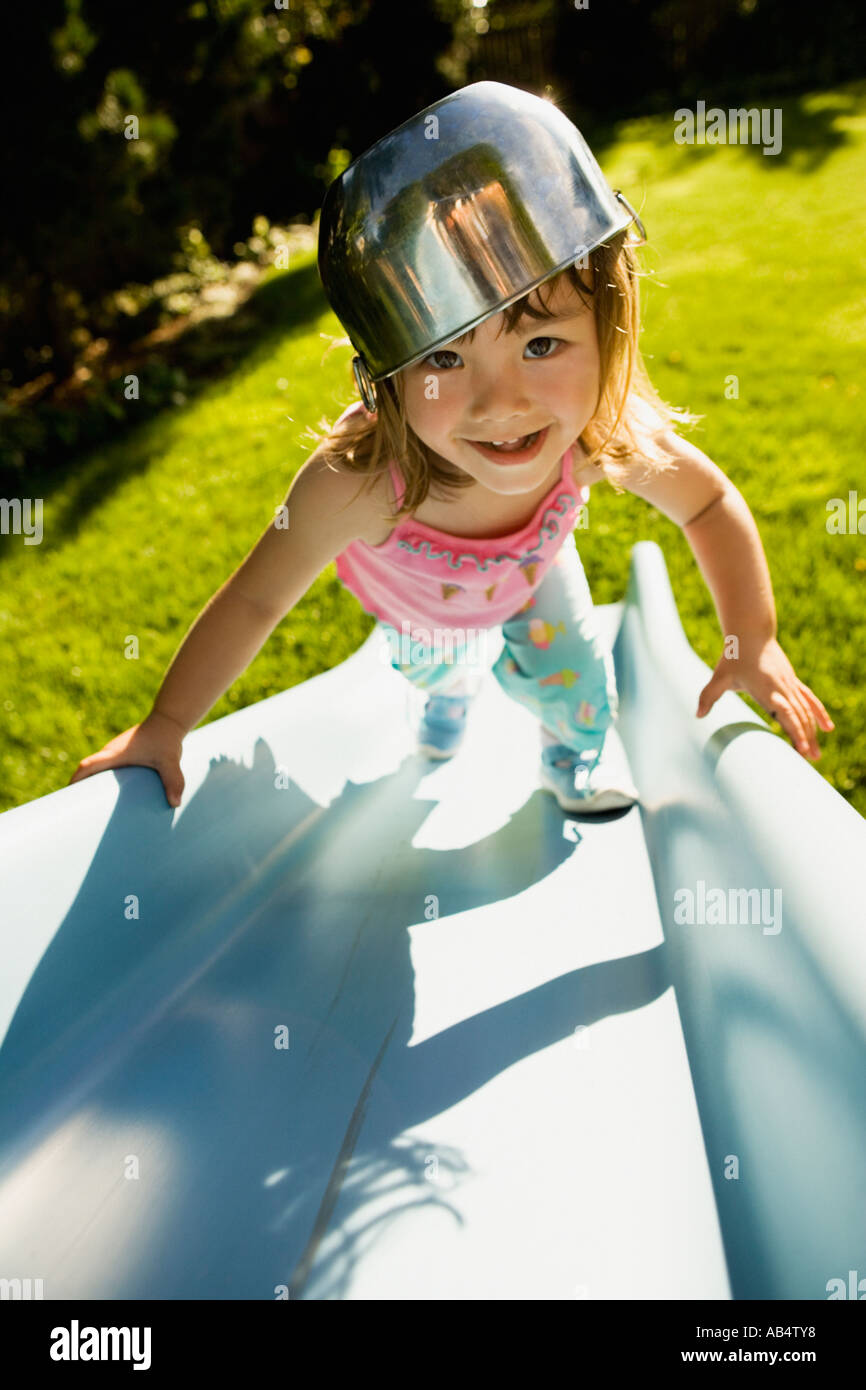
[{"left": 484, "top": 432, "right": 537, "bottom": 451}]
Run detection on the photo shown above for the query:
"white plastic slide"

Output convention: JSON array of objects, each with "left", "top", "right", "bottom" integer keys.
[{"left": 0, "top": 540, "right": 864, "bottom": 1300}]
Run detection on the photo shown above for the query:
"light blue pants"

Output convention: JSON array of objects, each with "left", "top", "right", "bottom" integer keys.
[{"left": 379, "top": 532, "right": 619, "bottom": 762}]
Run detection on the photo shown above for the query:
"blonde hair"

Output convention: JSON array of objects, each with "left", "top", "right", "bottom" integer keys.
[{"left": 307, "top": 227, "right": 701, "bottom": 529}]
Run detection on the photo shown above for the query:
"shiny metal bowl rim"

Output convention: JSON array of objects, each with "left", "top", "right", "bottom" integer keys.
[{"left": 349, "top": 188, "right": 647, "bottom": 412}]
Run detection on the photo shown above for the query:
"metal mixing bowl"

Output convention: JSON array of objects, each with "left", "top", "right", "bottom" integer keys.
[{"left": 317, "top": 81, "right": 646, "bottom": 413}]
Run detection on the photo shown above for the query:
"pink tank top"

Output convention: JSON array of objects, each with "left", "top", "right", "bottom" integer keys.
[{"left": 333, "top": 403, "right": 589, "bottom": 638}]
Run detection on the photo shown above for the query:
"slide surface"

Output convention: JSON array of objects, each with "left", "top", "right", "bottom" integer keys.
[{"left": 0, "top": 542, "right": 863, "bottom": 1300}]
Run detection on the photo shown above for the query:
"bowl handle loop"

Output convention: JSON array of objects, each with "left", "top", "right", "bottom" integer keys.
[
  {"left": 352, "top": 355, "right": 379, "bottom": 415},
  {"left": 613, "top": 190, "right": 648, "bottom": 245}
]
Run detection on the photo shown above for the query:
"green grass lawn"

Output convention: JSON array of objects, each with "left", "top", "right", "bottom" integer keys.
[{"left": 1, "top": 80, "right": 864, "bottom": 817}]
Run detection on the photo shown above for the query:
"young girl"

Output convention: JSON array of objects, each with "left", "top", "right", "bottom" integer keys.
[{"left": 69, "top": 83, "right": 833, "bottom": 812}]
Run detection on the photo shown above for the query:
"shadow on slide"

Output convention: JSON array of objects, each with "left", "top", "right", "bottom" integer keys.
[{"left": 0, "top": 542, "right": 863, "bottom": 1300}]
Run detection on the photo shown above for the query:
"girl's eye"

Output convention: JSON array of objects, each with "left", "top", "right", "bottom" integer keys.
[
  {"left": 426, "top": 349, "right": 461, "bottom": 369},
  {"left": 525, "top": 336, "right": 559, "bottom": 358}
]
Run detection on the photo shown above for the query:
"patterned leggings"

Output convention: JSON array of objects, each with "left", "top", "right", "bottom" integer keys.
[{"left": 379, "top": 532, "right": 619, "bottom": 761}]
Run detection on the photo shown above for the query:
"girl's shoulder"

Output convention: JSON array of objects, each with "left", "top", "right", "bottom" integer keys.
[
  {"left": 293, "top": 446, "right": 397, "bottom": 547},
  {"left": 570, "top": 394, "right": 672, "bottom": 484},
  {"left": 627, "top": 393, "right": 670, "bottom": 446}
]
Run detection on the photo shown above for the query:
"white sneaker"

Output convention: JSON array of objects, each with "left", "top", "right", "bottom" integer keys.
[{"left": 539, "top": 742, "right": 638, "bottom": 813}]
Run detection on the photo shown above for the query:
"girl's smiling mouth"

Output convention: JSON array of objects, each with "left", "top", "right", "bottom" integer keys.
[{"left": 464, "top": 426, "right": 549, "bottom": 463}]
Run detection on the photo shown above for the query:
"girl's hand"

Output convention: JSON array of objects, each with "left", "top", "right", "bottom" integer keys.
[
  {"left": 696, "top": 636, "right": 835, "bottom": 761},
  {"left": 67, "top": 710, "right": 186, "bottom": 807}
]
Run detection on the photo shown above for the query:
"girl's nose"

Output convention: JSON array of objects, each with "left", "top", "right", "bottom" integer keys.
[{"left": 467, "top": 371, "right": 533, "bottom": 424}]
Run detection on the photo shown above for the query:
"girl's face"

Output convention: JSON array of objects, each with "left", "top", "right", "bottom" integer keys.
[{"left": 399, "top": 271, "right": 600, "bottom": 496}]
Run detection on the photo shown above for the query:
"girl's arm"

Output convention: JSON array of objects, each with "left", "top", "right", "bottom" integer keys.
[
  {"left": 681, "top": 488, "right": 833, "bottom": 759},
  {"left": 150, "top": 456, "right": 376, "bottom": 735},
  {"left": 614, "top": 428, "right": 834, "bottom": 761},
  {"left": 680, "top": 486, "right": 775, "bottom": 646},
  {"left": 69, "top": 455, "right": 380, "bottom": 803}
]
